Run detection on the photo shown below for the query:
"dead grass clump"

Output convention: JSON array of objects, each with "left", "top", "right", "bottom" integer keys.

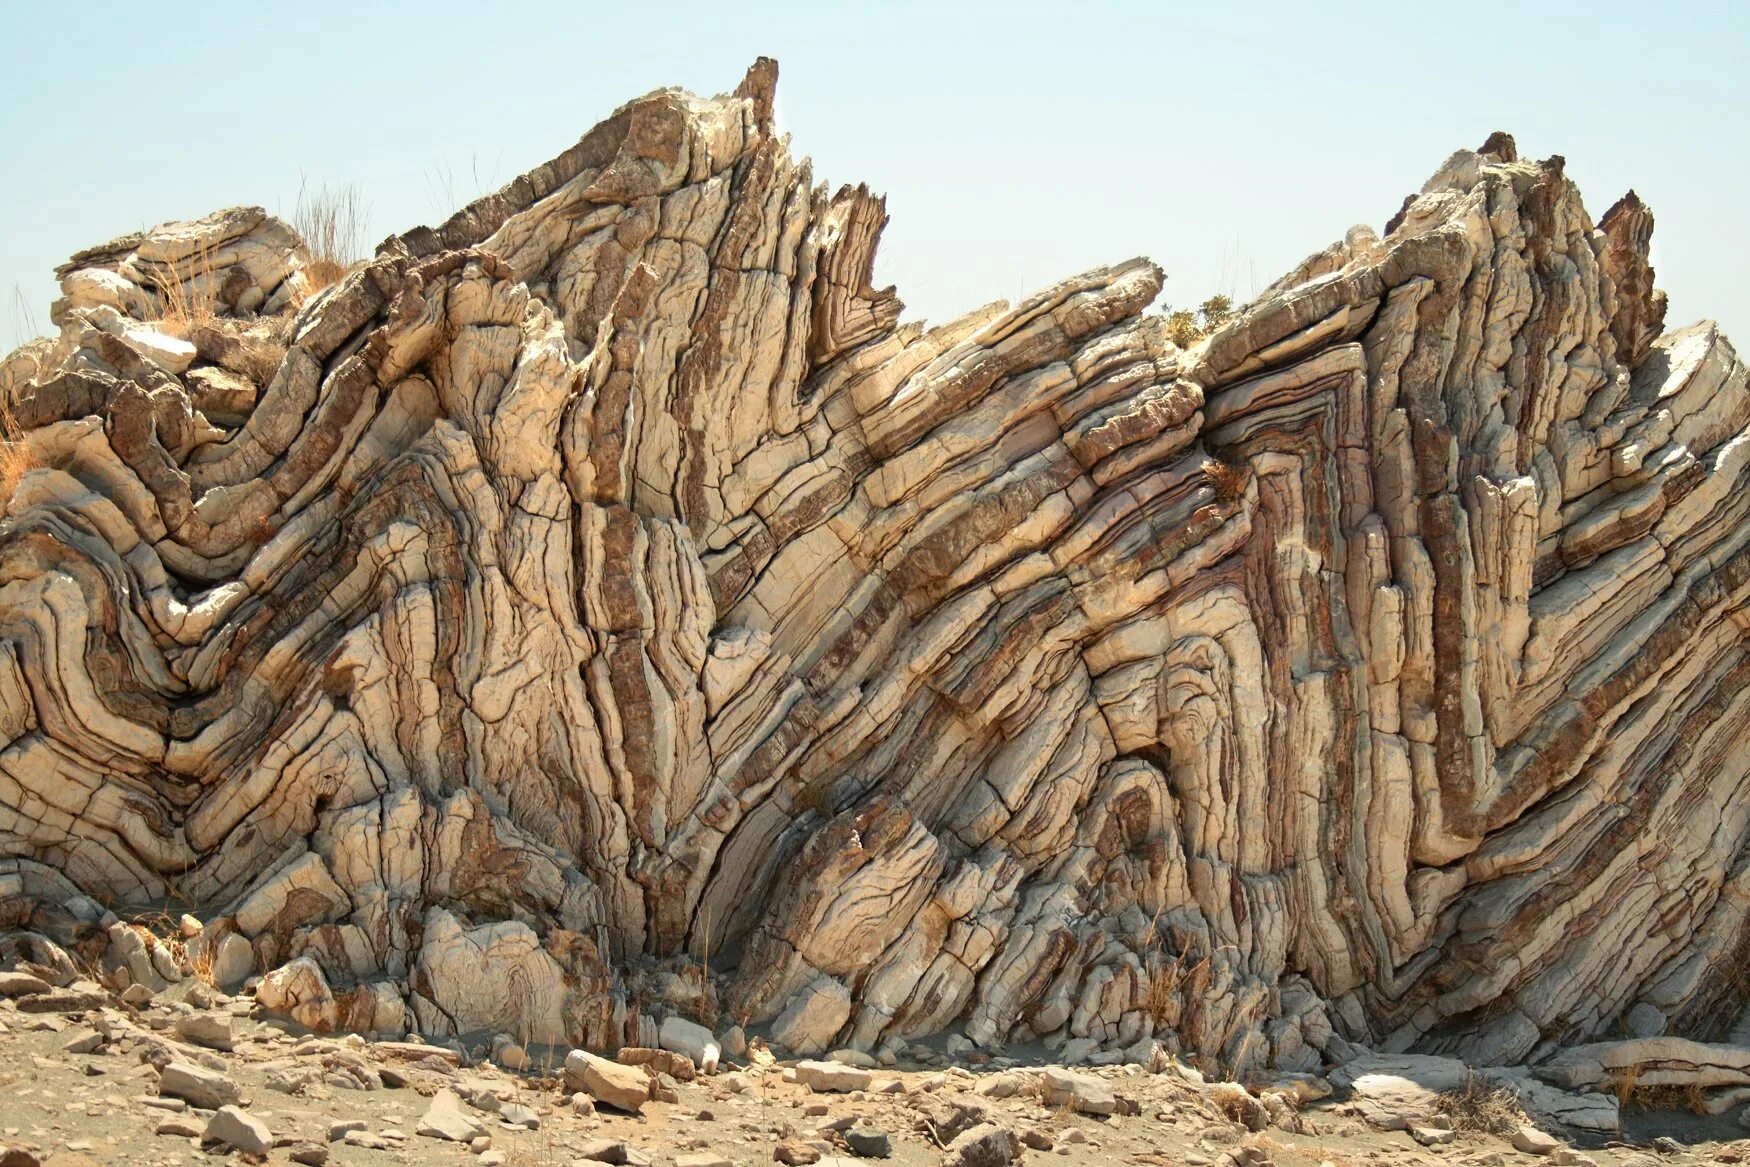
[
  {"left": 292, "top": 180, "right": 365, "bottom": 301},
  {"left": 149, "top": 243, "right": 220, "bottom": 338},
  {"left": 231, "top": 331, "right": 289, "bottom": 386},
  {"left": 1613, "top": 1061, "right": 1642, "bottom": 1109},
  {"left": 1626, "top": 1082, "right": 1710, "bottom": 1115},
  {"left": 192, "top": 315, "right": 291, "bottom": 388},
  {"left": 1202, "top": 456, "right": 1250, "bottom": 503},
  {"left": 1432, "top": 1072, "right": 1531, "bottom": 1136},
  {"left": 0, "top": 397, "right": 37, "bottom": 508}
]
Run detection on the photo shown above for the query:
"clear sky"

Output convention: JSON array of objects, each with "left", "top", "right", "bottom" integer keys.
[{"left": 3, "top": 0, "right": 1745, "bottom": 355}]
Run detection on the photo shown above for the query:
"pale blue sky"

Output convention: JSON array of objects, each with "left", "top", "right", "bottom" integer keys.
[{"left": 3, "top": 0, "right": 1745, "bottom": 353}]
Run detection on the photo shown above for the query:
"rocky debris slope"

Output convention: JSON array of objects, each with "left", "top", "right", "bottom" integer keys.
[
  {"left": 1, "top": 59, "right": 1749, "bottom": 1078},
  {"left": 2, "top": 977, "right": 1745, "bottom": 1167}
]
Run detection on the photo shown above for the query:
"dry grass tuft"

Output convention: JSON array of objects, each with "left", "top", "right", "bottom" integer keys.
[
  {"left": 0, "top": 397, "right": 37, "bottom": 509},
  {"left": 1627, "top": 1082, "right": 1710, "bottom": 1115},
  {"left": 230, "top": 331, "right": 289, "bottom": 386},
  {"left": 1612, "top": 1061, "right": 1642, "bottom": 1109},
  {"left": 1432, "top": 1072, "right": 1531, "bottom": 1136},
  {"left": 1202, "top": 456, "right": 1250, "bottom": 503},
  {"left": 149, "top": 243, "right": 220, "bottom": 337},
  {"left": 292, "top": 180, "right": 365, "bottom": 302}
]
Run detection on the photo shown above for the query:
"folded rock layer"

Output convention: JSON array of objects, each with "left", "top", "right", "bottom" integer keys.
[{"left": 1, "top": 60, "right": 1746, "bottom": 1071}]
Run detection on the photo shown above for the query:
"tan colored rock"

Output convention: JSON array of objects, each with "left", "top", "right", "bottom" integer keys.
[
  {"left": 204, "top": 1106, "right": 273, "bottom": 1154},
  {"left": 158, "top": 1060, "right": 241, "bottom": 1110},
  {"left": 794, "top": 1060, "right": 872, "bottom": 1092},
  {"left": 0, "top": 63, "right": 1747, "bottom": 1079},
  {"left": 1039, "top": 1067, "right": 1116, "bottom": 1116},
  {"left": 416, "top": 1088, "right": 487, "bottom": 1142},
  {"left": 565, "top": 1050, "right": 651, "bottom": 1113}
]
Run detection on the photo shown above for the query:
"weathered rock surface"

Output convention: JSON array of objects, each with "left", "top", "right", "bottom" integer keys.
[
  {"left": 566, "top": 1050, "right": 651, "bottom": 1113},
  {"left": 158, "top": 1060, "right": 241, "bottom": 1110},
  {"left": 0, "top": 60, "right": 1748, "bottom": 1074},
  {"left": 204, "top": 1105, "right": 273, "bottom": 1154}
]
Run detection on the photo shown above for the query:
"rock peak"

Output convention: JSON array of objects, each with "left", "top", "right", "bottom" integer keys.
[{"left": 0, "top": 64, "right": 1745, "bottom": 1075}]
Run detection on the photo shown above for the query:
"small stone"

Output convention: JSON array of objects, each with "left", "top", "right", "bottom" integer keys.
[
  {"left": 943, "top": 1122, "right": 1021, "bottom": 1167},
  {"left": 59, "top": 1028, "right": 103, "bottom": 1055},
  {"left": 174, "top": 1012, "right": 235, "bottom": 1051},
  {"left": 564, "top": 1050, "right": 651, "bottom": 1114},
  {"left": 328, "top": 1120, "right": 366, "bottom": 1142},
  {"left": 659, "top": 1015, "right": 722, "bottom": 1074},
  {"left": 0, "top": 972, "right": 52, "bottom": 998},
  {"left": 158, "top": 1060, "right": 241, "bottom": 1110},
  {"left": 204, "top": 1106, "right": 274, "bottom": 1154},
  {"left": 417, "top": 1088, "right": 488, "bottom": 1142},
  {"left": 498, "top": 1101, "right": 539, "bottom": 1129},
  {"left": 826, "top": 1048, "right": 876, "bottom": 1068},
  {"left": 119, "top": 983, "right": 154, "bottom": 1007},
  {"left": 1409, "top": 1125, "right": 1455, "bottom": 1146},
  {"left": 155, "top": 1116, "right": 204, "bottom": 1138},
  {"left": 288, "top": 1142, "right": 329, "bottom": 1166},
  {"left": 844, "top": 1125, "right": 891, "bottom": 1157},
  {"left": 14, "top": 989, "right": 106, "bottom": 1013},
  {"left": 675, "top": 1155, "right": 733, "bottom": 1167},
  {"left": 1020, "top": 1128, "right": 1053, "bottom": 1151},
  {"left": 575, "top": 1138, "right": 634, "bottom": 1163},
  {"left": 1511, "top": 1126, "right": 1562, "bottom": 1156},
  {"left": 794, "top": 1060, "right": 872, "bottom": 1092},
  {"left": 774, "top": 1141, "right": 822, "bottom": 1165},
  {"left": 1039, "top": 1067, "right": 1116, "bottom": 1116}
]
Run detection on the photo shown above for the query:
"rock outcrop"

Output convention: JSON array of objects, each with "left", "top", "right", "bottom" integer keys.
[{"left": 1, "top": 60, "right": 1747, "bottom": 1075}]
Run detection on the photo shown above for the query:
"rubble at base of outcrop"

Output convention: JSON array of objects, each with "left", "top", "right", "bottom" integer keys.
[
  {"left": 2, "top": 55, "right": 1750, "bottom": 1084},
  {"left": 0, "top": 958, "right": 1746, "bottom": 1167}
]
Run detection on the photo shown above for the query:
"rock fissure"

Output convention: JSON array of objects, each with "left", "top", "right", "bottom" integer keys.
[{"left": 0, "top": 60, "right": 1746, "bottom": 1078}]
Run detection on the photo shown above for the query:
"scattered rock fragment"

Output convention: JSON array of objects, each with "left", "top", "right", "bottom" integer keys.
[
  {"left": 204, "top": 1106, "right": 273, "bottom": 1154},
  {"left": 942, "top": 1123, "right": 1021, "bottom": 1167},
  {"left": 565, "top": 1050, "right": 651, "bottom": 1114},
  {"left": 158, "top": 1060, "right": 241, "bottom": 1109},
  {"left": 417, "top": 1088, "right": 488, "bottom": 1142},
  {"left": 1039, "top": 1066, "right": 1116, "bottom": 1116}
]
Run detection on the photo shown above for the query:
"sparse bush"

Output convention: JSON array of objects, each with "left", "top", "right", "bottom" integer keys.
[
  {"left": 1164, "top": 294, "right": 1243, "bottom": 349},
  {"left": 1432, "top": 1072, "right": 1531, "bottom": 1136}
]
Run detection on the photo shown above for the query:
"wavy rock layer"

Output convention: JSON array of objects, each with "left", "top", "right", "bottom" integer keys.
[{"left": 2, "top": 61, "right": 1747, "bottom": 1072}]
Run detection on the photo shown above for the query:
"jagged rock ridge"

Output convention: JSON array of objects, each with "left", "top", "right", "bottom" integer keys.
[{"left": 1, "top": 60, "right": 1747, "bottom": 1075}]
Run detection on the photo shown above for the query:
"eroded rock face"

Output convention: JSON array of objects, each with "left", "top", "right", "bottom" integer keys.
[{"left": 1, "top": 61, "right": 1747, "bottom": 1069}]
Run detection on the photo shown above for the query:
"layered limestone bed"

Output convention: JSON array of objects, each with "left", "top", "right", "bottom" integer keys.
[{"left": 2, "top": 60, "right": 1748, "bottom": 1081}]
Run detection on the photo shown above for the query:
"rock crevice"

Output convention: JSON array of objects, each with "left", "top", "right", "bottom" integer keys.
[{"left": 1, "top": 59, "right": 1747, "bottom": 1073}]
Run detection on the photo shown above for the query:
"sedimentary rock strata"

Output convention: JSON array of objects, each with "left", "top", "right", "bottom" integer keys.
[{"left": 1, "top": 59, "right": 1747, "bottom": 1075}]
